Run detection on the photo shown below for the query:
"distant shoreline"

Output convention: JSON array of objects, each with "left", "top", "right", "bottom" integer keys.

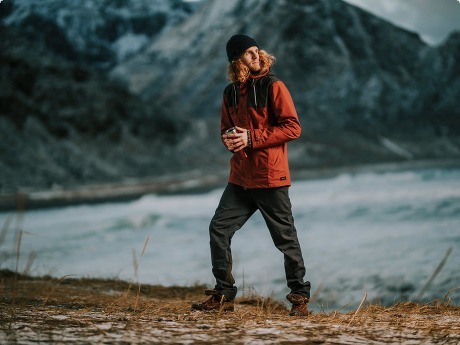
[
  {"left": 292, "top": 158, "right": 460, "bottom": 181},
  {"left": 1, "top": 158, "right": 459, "bottom": 212}
]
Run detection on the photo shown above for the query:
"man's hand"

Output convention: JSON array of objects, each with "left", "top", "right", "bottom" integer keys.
[{"left": 222, "top": 126, "right": 249, "bottom": 153}]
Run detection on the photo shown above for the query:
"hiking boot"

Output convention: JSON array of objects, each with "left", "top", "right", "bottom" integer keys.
[
  {"left": 287, "top": 293, "right": 309, "bottom": 316},
  {"left": 191, "top": 289, "right": 234, "bottom": 312}
]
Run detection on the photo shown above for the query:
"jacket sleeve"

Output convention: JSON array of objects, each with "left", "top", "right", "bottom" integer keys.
[
  {"left": 250, "top": 81, "right": 301, "bottom": 149},
  {"left": 220, "top": 91, "right": 234, "bottom": 145}
]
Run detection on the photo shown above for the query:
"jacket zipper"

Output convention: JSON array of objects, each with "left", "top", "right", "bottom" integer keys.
[{"left": 250, "top": 80, "right": 256, "bottom": 187}]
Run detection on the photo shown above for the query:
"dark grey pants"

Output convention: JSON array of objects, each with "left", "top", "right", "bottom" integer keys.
[{"left": 209, "top": 183, "right": 311, "bottom": 301}]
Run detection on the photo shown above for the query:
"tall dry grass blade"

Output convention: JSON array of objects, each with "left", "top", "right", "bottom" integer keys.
[
  {"left": 416, "top": 246, "right": 453, "bottom": 301},
  {"left": 442, "top": 286, "right": 460, "bottom": 306},
  {"left": 0, "top": 213, "right": 13, "bottom": 246},
  {"left": 14, "top": 193, "right": 25, "bottom": 243},
  {"left": 13, "top": 192, "right": 26, "bottom": 290},
  {"left": 348, "top": 289, "right": 367, "bottom": 325},
  {"left": 132, "top": 235, "right": 150, "bottom": 310},
  {"left": 141, "top": 235, "right": 150, "bottom": 256},
  {"left": 310, "top": 282, "right": 323, "bottom": 303},
  {"left": 11, "top": 229, "right": 23, "bottom": 304},
  {"left": 333, "top": 303, "right": 351, "bottom": 317},
  {"left": 15, "top": 230, "right": 23, "bottom": 276},
  {"left": 134, "top": 282, "right": 142, "bottom": 311},
  {"left": 123, "top": 238, "right": 151, "bottom": 309},
  {"left": 133, "top": 235, "right": 150, "bottom": 311},
  {"left": 22, "top": 251, "right": 37, "bottom": 276},
  {"left": 123, "top": 248, "right": 137, "bottom": 295},
  {"left": 123, "top": 248, "right": 139, "bottom": 299},
  {"left": 132, "top": 248, "right": 138, "bottom": 280}
]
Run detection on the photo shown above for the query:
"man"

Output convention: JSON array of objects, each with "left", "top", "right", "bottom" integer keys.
[{"left": 192, "top": 34, "right": 311, "bottom": 316}]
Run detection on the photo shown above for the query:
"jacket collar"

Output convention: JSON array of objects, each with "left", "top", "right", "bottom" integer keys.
[{"left": 249, "top": 69, "right": 270, "bottom": 80}]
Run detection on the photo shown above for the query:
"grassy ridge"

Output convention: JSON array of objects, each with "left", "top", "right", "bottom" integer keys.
[{"left": 1, "top": 270, "right": 459, "bottom": 344}]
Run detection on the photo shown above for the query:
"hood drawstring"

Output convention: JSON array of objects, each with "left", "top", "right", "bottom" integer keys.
[
  {"left": 252, "top": 79, "right": 258, "bottom": 109},
  {"left": 234, "top": 79, "right": 258, "bottom": 109},
  {"left": 232, "top": 84, "right": 238, "bottom": 110}
]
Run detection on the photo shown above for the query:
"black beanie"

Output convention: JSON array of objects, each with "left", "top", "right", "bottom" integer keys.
[{"left": 226, "top": 34, "right": 259, "bottom": 62}]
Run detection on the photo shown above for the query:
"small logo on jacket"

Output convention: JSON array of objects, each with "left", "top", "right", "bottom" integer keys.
[{"left": 280, "top": 176, "right": 287, "bottom": 181}]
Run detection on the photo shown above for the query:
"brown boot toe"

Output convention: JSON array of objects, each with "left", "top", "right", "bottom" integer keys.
[
  {"left": 287, "top": 293, "right": 309, "bottom": 316},
  {"left": 191, "top": 289, "right": 234, "bottom": 312}
]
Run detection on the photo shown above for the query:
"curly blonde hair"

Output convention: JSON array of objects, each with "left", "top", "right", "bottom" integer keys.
[{"left": 227, "top": 49, "right": 276, "bottom": 83}]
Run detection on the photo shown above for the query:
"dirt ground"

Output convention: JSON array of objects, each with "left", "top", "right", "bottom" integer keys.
[{"left": 1, "top": 270, "right": 459, "bottom": 344}]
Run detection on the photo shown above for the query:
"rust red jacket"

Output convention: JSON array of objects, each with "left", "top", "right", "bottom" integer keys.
[{"left": 221, "top": 71, "right": 301, "bottom": 189}]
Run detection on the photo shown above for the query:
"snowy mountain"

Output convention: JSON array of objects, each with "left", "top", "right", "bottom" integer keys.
[
  {"left": 1, "top": 0, "right": 198, "bottom": 69},
  {"left": 1, "top": 0, "right": 459, "bottom": 194},
  {"left": 113, "top": 0, "right": 460, "bottom": 164}
]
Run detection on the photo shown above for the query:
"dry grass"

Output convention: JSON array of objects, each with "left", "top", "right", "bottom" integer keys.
[{"left": 1, "top": 269, "right": 460, "bottom": 344}]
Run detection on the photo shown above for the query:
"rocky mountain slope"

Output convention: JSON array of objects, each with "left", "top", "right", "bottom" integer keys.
[
  {"left": 0, "top": 24, "right": 189, "bottom": 193},
  {"left": 114, "top": 0, "right": 460, "bottom": 166},
  {"left": 1, "top": 0, "right": 197, "bottom": 69},
  {"left": 0, "top": 0, "right": 199, "bottom": 193},
  {"left": 1, "top": 0, "right": 459, "bottom": 194}
]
